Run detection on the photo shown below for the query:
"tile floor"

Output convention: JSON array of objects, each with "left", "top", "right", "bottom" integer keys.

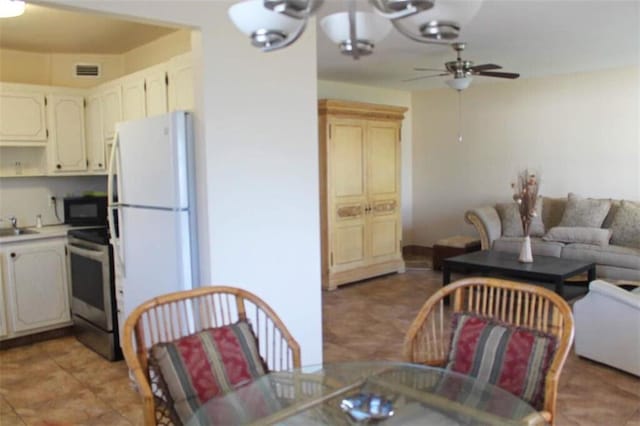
[{"left": 1, "top": 268, "right": 639, "bottom": 425}]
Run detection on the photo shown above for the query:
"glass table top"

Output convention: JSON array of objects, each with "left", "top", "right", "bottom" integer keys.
[{"left": 185, "top": 361, "right": 546, "bottom": 426}]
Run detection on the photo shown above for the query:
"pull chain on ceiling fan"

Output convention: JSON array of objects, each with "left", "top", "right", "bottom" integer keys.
[{"left": 403, "top": 42, "right": 520, "bottom": 143}]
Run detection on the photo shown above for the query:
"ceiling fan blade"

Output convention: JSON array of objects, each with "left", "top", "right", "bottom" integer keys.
[
  {"left": 402, "top": 73, "right": 449, "bottom": 82},
  {"left": 469, "top": 63, "right": 502, "bottom": 71},
  {"left": 413, "top": 67, "right": 448, "bottom": 72},
  {"left": 475, "top": 71, "right": 520, "bottom": 79}
]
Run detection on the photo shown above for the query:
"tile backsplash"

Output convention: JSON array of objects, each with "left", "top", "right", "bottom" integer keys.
[{"left": 0, "top": 176, "right": 107, "bottom": 228}]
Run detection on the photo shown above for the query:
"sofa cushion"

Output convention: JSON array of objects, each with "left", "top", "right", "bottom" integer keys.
[
  {"left": 558, "top": 193, "right": 611, "bottom": 228},
  {"left": 446, "top": 313, "right": 557, "bottom": 410},
  {"left": 492, "top": 237, "right": 564, "bottom": 258},
  {"left": 609, "top": 200, "right": 640, "bottom": 249},
  {"left": 543, "top": 226, "right": 612, "bottom": 246},
  {"left": 562, "top": 243, "right": 640, "bottom": 270},
  {"left": 496, "top": 198, "right": 544, "bottom": 237},
  {"left": 541, "top": 197, "right": 567, "bottom": 230}
]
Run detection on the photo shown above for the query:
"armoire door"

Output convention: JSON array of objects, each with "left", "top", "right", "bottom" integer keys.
[
  {"left": 367, "top": 121, "right": 401, "bottom": 262},
  {"left": 328, "top": 119, "right": 367, "bottom": 273}
]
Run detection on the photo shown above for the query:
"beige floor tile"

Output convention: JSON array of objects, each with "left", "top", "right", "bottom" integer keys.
[
  {"left": 626, "top": 409, "right": 640, "bottom": 426},
  {"left": 0, "top": 411, "right": 26, "bottom": 426},
  {"left": 0, "top": 395, "right": 15, "bottom": 414},
  {"left": 2, "top": 369, "right": 84, "bottom": 409},
  {"left": 79, "top": 410, "right": 133, "bottom": 426},
  {"left": 0, "top": 358, "right": 61, "bottom": 387},
  {"left": 16, "top": 388, "right": 112, "bottom": 425}
]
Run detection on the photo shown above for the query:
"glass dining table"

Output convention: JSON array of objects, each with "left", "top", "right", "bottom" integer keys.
[{"left": 185, "top": 361, "right": 546, "bottom": 426}]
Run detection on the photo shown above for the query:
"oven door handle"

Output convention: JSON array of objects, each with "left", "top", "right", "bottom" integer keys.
[{"left": 68, "top": 244, "right": 107, "bottom": 262}]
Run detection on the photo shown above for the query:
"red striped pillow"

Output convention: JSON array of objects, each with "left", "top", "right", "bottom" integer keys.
[
  {"left": 150, "top": 321, "right": 268, "bottom": 423},
  {"left": 446, "top": 313, "right": 557, "bottom": 410}
]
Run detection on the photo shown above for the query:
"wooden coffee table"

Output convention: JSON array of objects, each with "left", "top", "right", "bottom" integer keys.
[{"left": 442, "top": 250, "right": 596, "bottom": 299}]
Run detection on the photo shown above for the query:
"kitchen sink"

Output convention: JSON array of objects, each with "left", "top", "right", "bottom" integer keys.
[{"left": 0, "top": 228, "right": 39, "bottom": 237}]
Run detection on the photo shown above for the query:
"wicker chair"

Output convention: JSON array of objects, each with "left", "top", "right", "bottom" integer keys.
[
  {"left": 122, "top": 286, "right": 301, "bottom": 426},
  {"left": 404, "top": 277, "right": 574, "bottom": 425}
]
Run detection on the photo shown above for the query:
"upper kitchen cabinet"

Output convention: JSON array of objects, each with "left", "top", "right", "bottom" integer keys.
[
  {"left": 121, "top": 74, "right": 147, "bottom": 122},
  {"left": 0, "top": 85, "right": 48, "bottom": 146},
  {"left": 144, "top": 64, "right": 168, "bottom": 117},
  {"left": 168, "top": 53, "right": 194, "bottom": 111},
  {"left": 120, "top": 64, "right": 168, "bottom": 121},
  {"left": 99, "top": 83, "right": 122, "bottom": 141},
  {"left": 47, "top": 94, "right": 87, "bottom": 173},
  {"left": 85, "top": 93, "right": 107, "bottom": 172}
]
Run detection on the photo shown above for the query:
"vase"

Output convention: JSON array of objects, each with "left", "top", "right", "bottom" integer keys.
[{"left": 519, "top": 235, "right": 533, "bottom": 263}]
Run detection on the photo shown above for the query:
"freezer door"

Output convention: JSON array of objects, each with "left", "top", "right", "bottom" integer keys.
[
  {"left": 116, "top": 111, "right": 190, "bottom": 209},
  {"left": 119, "top": 206, "right": 193, "bottom": 324}
]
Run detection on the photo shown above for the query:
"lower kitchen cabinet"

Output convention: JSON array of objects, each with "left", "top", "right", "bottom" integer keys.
[
  {"left": 1, "top": 238, "right": 71, "bottom": 338},
  {"left": 0, "top": 258, "right": 7, "bottom": 338}
]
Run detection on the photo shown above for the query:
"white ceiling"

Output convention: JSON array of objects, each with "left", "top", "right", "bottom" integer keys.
[{"left": 0, "top": 1, "right": 638, "bottom": 91}]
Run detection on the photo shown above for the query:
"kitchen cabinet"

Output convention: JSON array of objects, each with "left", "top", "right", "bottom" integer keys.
[
  {"left": 318, "top": 100, "right": 407, "bottom": 290},
  {"left": 121, "top": 74, "right": 147, "bottom": 122},
  {"left": 0, "top": 89, "right": 48, "bottom": 146},
  {"left": 168, "top": 53, "right": 194, "bottom": 111},
  {"left": 0, "top": 256, "right": 7, "bottom": 338},
  {"left": 144, "top": 65, "right": 168, "bottom": 117},
  {"left": 3, "top": 238, "right": 71, "bottom": 335},
  {"left": 85, "top": 93, "right": 107, "bottom": 172},
  {"left": 121, "top": 65, "right": 168, "bottom": 121},
  {"left": 47, "top": 94, "right": 87, "bottom": 173},
  {"left": 99, "top": 83, "right": 122, "bottom": 141}
]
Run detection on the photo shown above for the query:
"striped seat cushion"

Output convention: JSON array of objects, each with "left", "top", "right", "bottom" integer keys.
[
  {"left": 150, "top": 320, "right": 268, "bottom": 424},
  {"left": 446, "top": 313, "right": 557, "bottom": 410}
]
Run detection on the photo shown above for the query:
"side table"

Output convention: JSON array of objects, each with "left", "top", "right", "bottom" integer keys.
[{"left": 432, "top": 236, "right": 481, "bottom": 271}]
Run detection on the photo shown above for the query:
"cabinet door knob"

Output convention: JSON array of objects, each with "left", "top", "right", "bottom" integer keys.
[
  {"left": 56, "top": 164, "right": 62, "bottom": 169},
  {"left": 98, "top": 163, "right": 103, "bottom": 167},
  {"left": 10, "top": 252, "right": 16, "bottom": 258}
]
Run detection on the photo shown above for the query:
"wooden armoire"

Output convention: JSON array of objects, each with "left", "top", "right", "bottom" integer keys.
[{"left": 318, "top": 99, "right": 407, "bottom": 290}]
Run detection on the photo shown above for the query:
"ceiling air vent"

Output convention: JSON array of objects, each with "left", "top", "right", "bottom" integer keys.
[{"left": 74, "top": 63, "right": 101, "bottom": 78}]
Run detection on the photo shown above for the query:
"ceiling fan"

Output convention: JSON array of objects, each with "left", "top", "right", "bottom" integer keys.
[{"left": 405, "top": 42, "right": 520, "bottom": 90}]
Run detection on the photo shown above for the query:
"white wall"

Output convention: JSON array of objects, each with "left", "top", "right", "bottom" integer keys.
[
  {"left": 51, "top": 0, "right": 323, "bottom": 365},
  {"left": 317, "top": 80, "right": 414, "bottom": 244},
  {"left": 412, "top": 66, "right": 640, "bottom": 246},
  {"left": 0, "top": 176, "right": 107, "bottom": 227}
]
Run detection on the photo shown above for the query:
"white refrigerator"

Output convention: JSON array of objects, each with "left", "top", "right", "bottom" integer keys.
[{"left": 107, "top": 111, "right": 198, "bottom": 345}]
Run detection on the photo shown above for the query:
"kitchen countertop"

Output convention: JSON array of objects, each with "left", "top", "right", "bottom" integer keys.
[{"left": 0, "top": 224, "right": 73, "bottom": 244}]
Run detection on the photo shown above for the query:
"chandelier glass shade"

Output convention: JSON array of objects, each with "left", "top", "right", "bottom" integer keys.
[
  {"left": 320, "top": 11, "right": 392, "bottom": 57},
  {"left": 228, "top": 0, "right": 484, "bottom": 59},
  {"left": 396, "top": 0, "right": 483, "bottom": 41},
  {"left": 0, "top": 0, "right": 25, "bottom": 18}
]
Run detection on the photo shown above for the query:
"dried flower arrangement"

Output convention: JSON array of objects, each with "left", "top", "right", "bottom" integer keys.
[{"left": 511, "top": 169, "right": 540, "bottom": 236}]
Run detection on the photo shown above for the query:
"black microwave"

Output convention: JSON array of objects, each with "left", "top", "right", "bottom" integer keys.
[{"left": 64, "top": 196, "right": 108, "bottom": 226}]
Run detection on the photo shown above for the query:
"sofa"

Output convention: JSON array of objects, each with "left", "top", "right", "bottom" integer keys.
[
  {"left": 465, "top": 194, "right": 640, "bottom": 282},
  {"left": 573, "top": 280, "right": 640, "bottom": 376}
]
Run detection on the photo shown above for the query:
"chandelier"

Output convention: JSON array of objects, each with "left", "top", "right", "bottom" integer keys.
[{"left": 229, "top": 0, "right": 483, "bottom": 59}]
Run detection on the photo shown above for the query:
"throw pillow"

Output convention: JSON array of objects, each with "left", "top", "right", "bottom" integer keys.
[
  {"left": 496, "top": 197, "right": 544, "bottom": 237},
  {"left": 542, "top": 226, "right": 612, "bottom": 246},
  {"left": 609, "top": 200, "right": 640, "bottom": 249},
  {"left": 558, "top": 193, "right": 611, "bottom": 228},
  {"left": 150, "top": 321, "right": 267, "bottom": 424},
  {"left": 446, "top": 313, "right": 557, "bottom": 411}
]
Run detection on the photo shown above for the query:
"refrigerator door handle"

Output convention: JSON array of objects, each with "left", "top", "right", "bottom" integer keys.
[{"left": 108, "top": 131, "right": 125, "bottom": 276}]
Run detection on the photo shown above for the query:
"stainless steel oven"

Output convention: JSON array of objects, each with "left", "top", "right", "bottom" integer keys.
[{"left": 68, "top": 229, "right": 121, "bottom": 361}]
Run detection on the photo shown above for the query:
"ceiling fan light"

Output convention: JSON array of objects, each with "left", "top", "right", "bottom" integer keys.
[
  {"left": 321, "top": 11, "right": 393, "bottom": 45},
  {"left": 0, "top": 0, "right": 25, "bottom": 18},
  {"left": 228, "top": 0, "right": 303, "bottom": 48},
  {"left": 446, "top": 76, "right": 472, "bottom": 90}
]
